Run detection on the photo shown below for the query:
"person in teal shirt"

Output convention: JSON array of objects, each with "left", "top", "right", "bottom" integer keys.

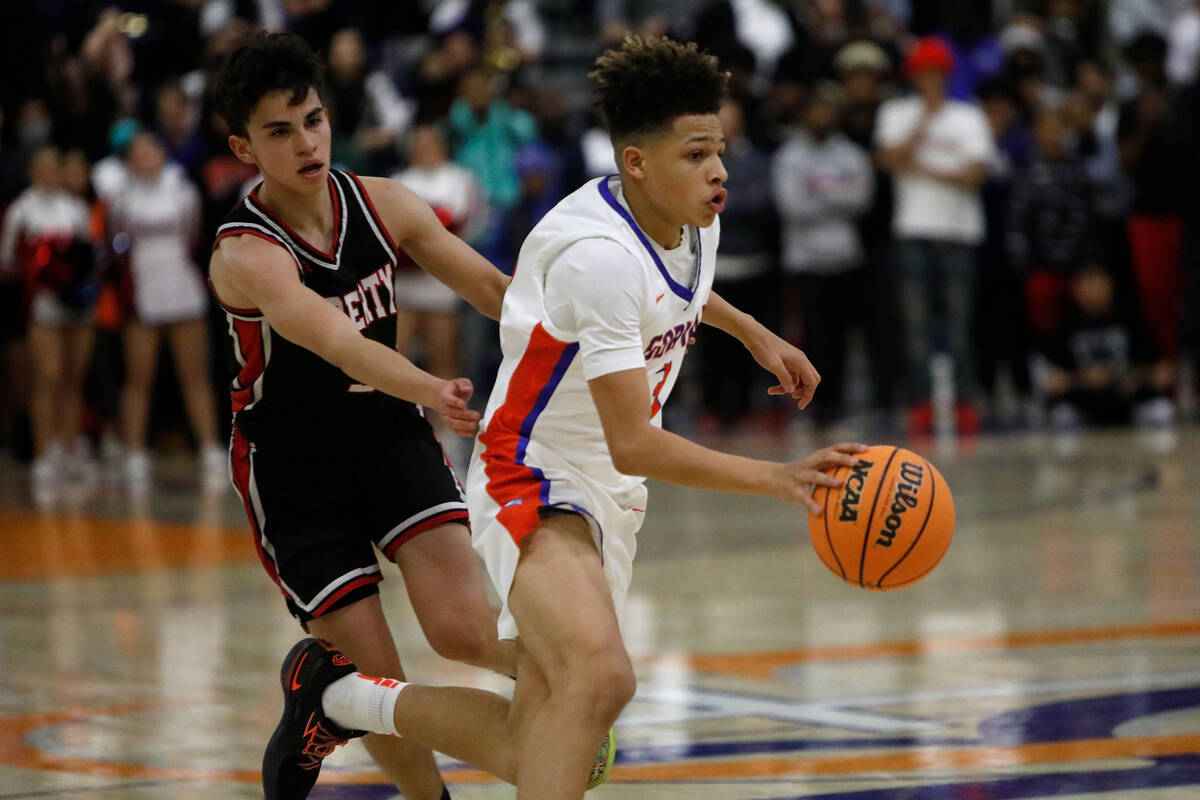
[{"left": 447, "top": 68, "right": 537, "bottom": 214}]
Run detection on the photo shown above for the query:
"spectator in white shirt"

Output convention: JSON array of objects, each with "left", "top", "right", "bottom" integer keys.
[
  {"left": 875, "top": 37, "right": 997, "bottom": 436},
  {"left": 773, "top": 83, "right": 873, "bottom": 427},
  {"left": 1167, "top": 0, "right": 1200, "bottom": 86}
]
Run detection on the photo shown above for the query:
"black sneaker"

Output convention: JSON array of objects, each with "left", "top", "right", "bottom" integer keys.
[{"left": 263, "top": 638, "right": 367, "bottom": 800}]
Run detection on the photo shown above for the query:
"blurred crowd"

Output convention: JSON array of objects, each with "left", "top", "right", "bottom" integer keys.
[{"left": 1, "top": 0, "right": 1199, "bottom": 502}]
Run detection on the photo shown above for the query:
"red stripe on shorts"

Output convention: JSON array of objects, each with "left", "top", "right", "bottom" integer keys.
[{"left": 479, "top": 323, "right": 577, "bottom": 546}]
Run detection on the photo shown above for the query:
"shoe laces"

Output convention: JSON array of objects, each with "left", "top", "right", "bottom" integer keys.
[{"left": 299, "top": 713, "right": 349, "bottom": 770}]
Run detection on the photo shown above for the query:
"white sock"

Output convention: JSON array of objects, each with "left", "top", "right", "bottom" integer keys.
[{"left": 321, "top": 672, "right": 407, "bottom": 737}]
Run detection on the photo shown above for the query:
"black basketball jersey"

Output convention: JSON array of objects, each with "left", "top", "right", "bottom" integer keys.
[{"left": 212, "top": 169, "right": 418, "bottom": 443}]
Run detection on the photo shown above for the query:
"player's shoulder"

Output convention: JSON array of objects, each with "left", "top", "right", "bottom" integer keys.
[
  {"left": 212, "top": 228, "right": 294, "bottom": 274},
  {"left": 356, "top": 173, "right": 410, "bottom": 203},
  {"left": 558, "top": 234, "right": 637, "bottom": 265},
  {"left": 354, "top": 173, "right": 428, "bottom": 220},
  {"left": 549, "top": 235, "right": 651, "bottom": 299},
  {"left": 532, "top": 178, "right": 621, "bottom": 235}
]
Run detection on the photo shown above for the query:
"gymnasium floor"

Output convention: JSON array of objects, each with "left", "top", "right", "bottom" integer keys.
[{"left": 1, "top": 425, "right": 1198, "bottom": 799}]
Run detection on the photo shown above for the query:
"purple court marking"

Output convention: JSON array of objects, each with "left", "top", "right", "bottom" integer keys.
[
  {"left": 312, "top": 755, "right": 1200, "bottom": 800},
  {"left": 762, "top": 754, "right": 1200, "bottom": 800},
  {"left": 312, "top": 686, "right": 1200, "bottom": 799}
]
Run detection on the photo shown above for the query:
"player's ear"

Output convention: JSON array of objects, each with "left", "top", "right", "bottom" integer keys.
[
  {"left": 620, "top": 144, "right": 646, "bottom": 179},
  {"left": 228, "top": 134, "right": 257, "bottom": 166}
]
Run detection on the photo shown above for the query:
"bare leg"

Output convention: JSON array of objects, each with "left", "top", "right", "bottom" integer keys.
[
  {"left": 60, "top": 322, "right": 95, "bottom": 447},
  {"left": 120, "top": 322, "right": 160, "bottom": 451},
  {"left": 394, "top": 523, "right": 517, "bottom": 676},
  {"left": 165, "top": 319, "right": 219, "bottom": 448},
  {"left": 305, "top": 596, "right": 447, "bottom": 800},
  {"left": 27, "top": 324, "right": 65, "bottom": 456},
  {"left": 373, "top": 515, "right": 630, "bottom": 797},
  {"left": 505, "top": 515, "right": 634, "bottom": 798}
]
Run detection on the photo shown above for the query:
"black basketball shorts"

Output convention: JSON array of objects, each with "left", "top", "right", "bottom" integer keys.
[{"left": 230, "top": 415, "right": 469, "bottom": 624}]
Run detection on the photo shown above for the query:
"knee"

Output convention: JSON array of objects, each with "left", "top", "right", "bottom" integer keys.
[{"left": 560, "top": 652, "right": 636, "bottom": 727}]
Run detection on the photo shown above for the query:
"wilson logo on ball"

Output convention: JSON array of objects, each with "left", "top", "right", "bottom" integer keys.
[
  {"left": 809, "top": 445, "right": 954, "bottom": 591},
  {"left": 875, "top": 461, "right": 924, "bottom": 548}
]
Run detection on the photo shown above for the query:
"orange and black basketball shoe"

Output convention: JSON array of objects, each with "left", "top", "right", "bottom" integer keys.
[{"left": 263, "top": 638, "right": 366, "bottom": 800}]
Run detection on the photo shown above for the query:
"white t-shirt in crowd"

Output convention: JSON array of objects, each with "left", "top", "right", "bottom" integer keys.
[
  {"left": 875, "top": 95, "right": 996, "bottom": 245},
  {"left": 1168, "top": 8, "right": 1200, "bottom": 86}
]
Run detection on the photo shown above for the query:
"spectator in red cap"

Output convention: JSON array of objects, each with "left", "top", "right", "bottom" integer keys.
[
  {"left": 875, "top": 36, "right": 997, "bottom": 436},
  {"left": 905, "top": 36, "right": 955, "bottom": 76}
]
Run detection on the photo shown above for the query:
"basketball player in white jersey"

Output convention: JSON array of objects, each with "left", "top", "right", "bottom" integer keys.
[{"left": 270, "top": 35, "right": 867, "bottom": 799}]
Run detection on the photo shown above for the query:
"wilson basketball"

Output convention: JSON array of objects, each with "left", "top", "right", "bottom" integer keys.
[{"left": 810, "top": 445, "right": 954, "bottom": 590}]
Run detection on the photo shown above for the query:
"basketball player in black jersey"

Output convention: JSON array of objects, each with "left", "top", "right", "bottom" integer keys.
[{"left": 208, "top": 33, "right": 511, "bottom": 800}]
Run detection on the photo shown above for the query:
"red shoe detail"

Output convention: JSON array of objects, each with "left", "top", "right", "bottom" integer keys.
[
  {"left": 299, "top": 712, "right": 349, "bottom": 770},
  {"left": 290, "top": 653, "right": 308, "bottom": 691}
]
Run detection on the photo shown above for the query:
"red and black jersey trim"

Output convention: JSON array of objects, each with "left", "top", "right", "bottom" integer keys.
[
  {"left": 244, "top": 174, "right": 346, "bottom": 269},
  {"left": 228, "top": 315, "right": 270, "bottom": 414},
  {"left": 341, "top": 171, "right": 401, "bottom": 267},
  {"left": 212, "top": 222, "right": 306, "bottom": 282}
]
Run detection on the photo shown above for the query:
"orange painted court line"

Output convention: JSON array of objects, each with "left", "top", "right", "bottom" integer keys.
[
  {"left": 656, "top": 619, "right": 1200, "bottom": 678},
  {"left": 0, "top": 510, "right": 255, "bottom": 579},
  {"left": 0, "top": 703, "right": 495, "bottom": 784},
  {"left": 0, "top": 705, "right": 261, "bottom": 783},
  {"left": 3, "top": 704, "right": 1197, "bottom": 785}
]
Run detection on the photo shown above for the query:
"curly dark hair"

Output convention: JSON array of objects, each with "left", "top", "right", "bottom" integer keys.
[
  {"left": 213, "top": 31, "right": 328, "bottom": 138},
  {"left": 589, "top": 35, "right": 729, "bottom": 143}
]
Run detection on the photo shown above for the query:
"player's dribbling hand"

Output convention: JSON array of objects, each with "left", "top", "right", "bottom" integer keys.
[
  {"left": 772, "top": 443, "right": 869, "bottom": 514},
  {"left": 434, "top": 377, "right": 482, "bottom": 437}
]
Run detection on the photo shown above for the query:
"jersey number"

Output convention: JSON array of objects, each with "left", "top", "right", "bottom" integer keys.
[{"left": 649, "top": 362, "right": 672, "bottom": 417}]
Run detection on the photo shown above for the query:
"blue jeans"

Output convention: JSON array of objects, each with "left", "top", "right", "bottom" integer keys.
[{"left": 897, "top": 238, "right": 978, "bottom": 403}]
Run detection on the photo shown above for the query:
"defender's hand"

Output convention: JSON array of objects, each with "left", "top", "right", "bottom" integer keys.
[{"left": 433, "top": 377, "right": 481, "bottom": 437}]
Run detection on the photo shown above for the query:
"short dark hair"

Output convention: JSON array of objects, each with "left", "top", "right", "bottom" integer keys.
[
  {"left": 589, "top": 35, "right": 729, "bottom": 143},
  {"left": 213, "top": 31, "right": 328, "bottom": 138}
]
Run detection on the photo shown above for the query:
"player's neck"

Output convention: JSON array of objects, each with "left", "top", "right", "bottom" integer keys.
[
  {"left": 257, "top": 175, "right": 335, "bottom": 242},
  {"left": 620, "top": 178, "right": 684, "bottom": 250}
]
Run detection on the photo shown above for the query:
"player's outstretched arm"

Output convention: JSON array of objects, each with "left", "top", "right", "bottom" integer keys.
[
  {"left": 362, "top": 176, "right": 510, "bottom": 320},
  {"left": 702, "top": 291, "right": 821, "bottom": 410},
  {"left": 210, "top": 235, "right": 481, "bottom": 435},
  {"left": 588, "top": 367, "right": 865, "bottom": 512}
]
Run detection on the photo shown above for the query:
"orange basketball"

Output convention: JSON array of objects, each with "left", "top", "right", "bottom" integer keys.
[{"left": 809, "top": 444, "right": 954, "bottom": 590}]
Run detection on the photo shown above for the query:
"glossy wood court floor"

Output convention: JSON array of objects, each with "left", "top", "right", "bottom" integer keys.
[{"left": 2, "top": 425, "right": 1199, "bottom": 799}]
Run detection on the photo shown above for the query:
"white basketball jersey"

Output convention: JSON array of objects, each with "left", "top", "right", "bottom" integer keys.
[{"left": 471, "top": 175, "right": 718, "bottom": 501}]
